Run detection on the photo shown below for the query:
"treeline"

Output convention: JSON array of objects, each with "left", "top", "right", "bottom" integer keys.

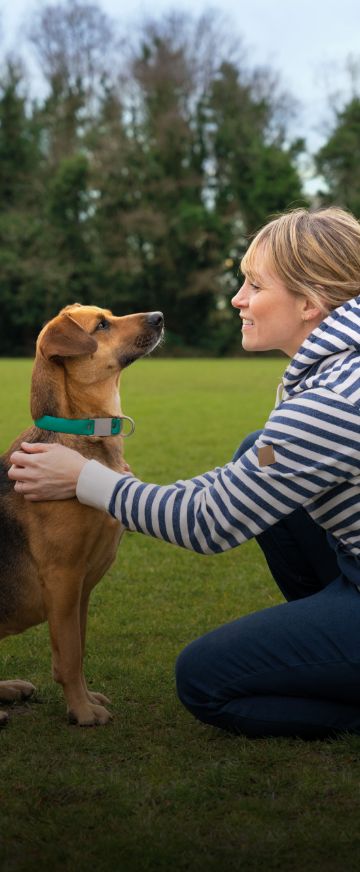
[{"left": 0, "top": 1, "right": 358, "bottom": 355}]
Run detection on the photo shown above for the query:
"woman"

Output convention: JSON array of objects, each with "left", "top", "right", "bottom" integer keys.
[{"left": 9, "top": 206, "right": 360, "bottom": 740}]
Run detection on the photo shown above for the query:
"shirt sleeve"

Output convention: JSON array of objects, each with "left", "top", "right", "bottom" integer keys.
[{"left": 76, "top": 388, "right": 360, "bottom": 555}]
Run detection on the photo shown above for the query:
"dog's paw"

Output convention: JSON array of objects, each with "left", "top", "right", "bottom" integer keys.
[
  {"left": 86, "top": 691, "right": 112, "bottom": 706},
  {"left": 0, "top": 711, "right": 8, "bottom": 726},
  {"left": 0, "top": 680, "right": 36, "bottom": 703},
  {"left": 68, "top": 702, "right": 113, "bottom": 727}
]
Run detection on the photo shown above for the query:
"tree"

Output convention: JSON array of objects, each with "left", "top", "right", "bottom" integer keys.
[
  {"left": 0, "top": 60, "right": 40, "bottom": 207},
  {"left": 27, "top": 0, "right": 121, "bottom": 165},
  {"left": 91, "top": 12, "right": 230, "bottom": 347},
  {"left": 0, "top": 4, "right": 307, "bottom": 355},
  {"left": 24, "top": 0, "right": 123, "bottom": 318},
  {"left": 208, "top": 61, "right": 307, "bottom": 234},
  {"left": 316, "top": 97, "right": 360, "bottom": 216},
  {"left": 0, "top": 60, "right": 45, "bottom": 353},
  {"left": 28, "top": 0, "right": 118, "bottom": 97}
]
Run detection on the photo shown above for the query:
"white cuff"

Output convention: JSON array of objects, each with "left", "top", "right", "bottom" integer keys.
[{"left": 76, "top": 459, "right": 127, "bottom": 513}]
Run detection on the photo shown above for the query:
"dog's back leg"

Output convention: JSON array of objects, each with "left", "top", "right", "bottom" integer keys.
[
  {"left": 0, "top": 678, "right": 36, "bottom": 725},
  {"left": 0, "top": 680, "right": 35, "bottom": 702},
  {"left": 0, "top": 614, "right": 36, "bottom": 725}
]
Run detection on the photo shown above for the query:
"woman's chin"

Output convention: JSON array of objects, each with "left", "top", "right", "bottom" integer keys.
[{"left": 242, "top": 335, "right": 258, "bottom": 351}]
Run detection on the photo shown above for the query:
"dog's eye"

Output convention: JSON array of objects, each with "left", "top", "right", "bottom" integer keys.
[{"left": 95, "top": 318, "right": 110, "bottom": 331}]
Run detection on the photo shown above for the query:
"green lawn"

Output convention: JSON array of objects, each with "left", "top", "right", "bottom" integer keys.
[{"left": 1, "top": 357, "right": 360, "bottom": 872}]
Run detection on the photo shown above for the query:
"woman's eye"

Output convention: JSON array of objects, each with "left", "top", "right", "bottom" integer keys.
[
  {"left": 250, "top": 283, "right": 260, "bottom": 291},
  {"left": 96, "top": 318, "right": 110, "bottom": 331}
]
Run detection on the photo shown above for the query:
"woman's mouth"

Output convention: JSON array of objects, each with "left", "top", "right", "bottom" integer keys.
[{"left": 241, "top": 318, "right": 255, "bottom": 329}]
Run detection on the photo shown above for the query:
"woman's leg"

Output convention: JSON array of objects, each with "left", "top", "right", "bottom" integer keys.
[
  {"left": 233, "top": 431, "right": 339, "bottom": 601},
  {"left": 175, "top": 431, "right": 354, "bottom": 739},
  {"left": 176, "top": 577, "right": 360, "bottom": 739}
]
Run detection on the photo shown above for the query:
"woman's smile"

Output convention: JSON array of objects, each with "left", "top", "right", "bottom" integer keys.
[{"left": 241, "top": 318, "right": 255, "bottom": 330}]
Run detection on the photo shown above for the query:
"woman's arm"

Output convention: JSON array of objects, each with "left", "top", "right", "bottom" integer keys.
[{"left": 8, "top": 389, "right": 360, "bottom": 555}]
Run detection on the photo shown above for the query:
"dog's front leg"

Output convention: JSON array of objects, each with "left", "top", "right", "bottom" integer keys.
[
  {"left": 79, "top": 590, "right": 111, "bottom": 707},
  {"left": 45, "top": 580, "right": 112, "bottom": 726}
]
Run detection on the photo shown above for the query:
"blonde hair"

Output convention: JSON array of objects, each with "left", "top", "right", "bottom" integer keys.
[{"left": 241, "top": 207, "right": 360, "bottom": 314}]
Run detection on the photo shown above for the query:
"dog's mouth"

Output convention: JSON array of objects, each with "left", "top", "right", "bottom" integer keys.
[{"left": 119, "top": 317, "right": 164, "bottom": 369}]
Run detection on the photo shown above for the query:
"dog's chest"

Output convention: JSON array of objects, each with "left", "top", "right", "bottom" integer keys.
[{"left": 81, "top": 510, "right": 124, "bottom": 592}]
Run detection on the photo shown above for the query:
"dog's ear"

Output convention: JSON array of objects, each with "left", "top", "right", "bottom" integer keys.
[{"left": 40, "top": 313, "right": 98, "bottom": 361}]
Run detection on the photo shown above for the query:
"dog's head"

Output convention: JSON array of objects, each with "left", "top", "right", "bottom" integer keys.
[{"left": 36, "top": 303, "right": 164, "bottom": 385}]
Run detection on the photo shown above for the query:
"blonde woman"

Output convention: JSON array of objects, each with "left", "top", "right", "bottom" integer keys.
[{"left": 10, "top": 207, "right": 360, "bottom": 739}]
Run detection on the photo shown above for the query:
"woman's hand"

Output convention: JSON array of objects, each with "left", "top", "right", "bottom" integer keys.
[{"left": 8, "top": 442, "right": 88, "bottom": 501}]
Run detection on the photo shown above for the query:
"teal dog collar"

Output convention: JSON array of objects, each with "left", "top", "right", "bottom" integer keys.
[{"left": 34, "top": 415, "right": 135, "bottom": 437}]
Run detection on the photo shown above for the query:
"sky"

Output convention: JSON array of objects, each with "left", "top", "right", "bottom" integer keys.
[{"left": 2, "top": 0, "right": 360, "bottom": 160}]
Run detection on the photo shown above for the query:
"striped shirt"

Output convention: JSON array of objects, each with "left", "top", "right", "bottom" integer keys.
[{"left": 77, "top": 296, "right": 360, "bottom": 558}]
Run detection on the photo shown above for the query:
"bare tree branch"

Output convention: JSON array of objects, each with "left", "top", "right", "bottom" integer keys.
[{"left": 27, "top": 0, "right": 121, "bottom": 95}]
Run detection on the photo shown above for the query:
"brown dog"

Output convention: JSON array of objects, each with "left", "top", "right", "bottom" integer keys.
[{"left": 0, "top": 303, "right": 163, "bottom": 726}]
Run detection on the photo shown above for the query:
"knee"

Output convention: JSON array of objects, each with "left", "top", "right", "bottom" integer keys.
[
  {"left": 175, "top": 633, "right": 231, "bottom": 729},
  {"left": 232, "top": 429, "right": 263, "bottom": 463},
  {"left": 175, "top": 638, "right": 214, "bottom": 716}
]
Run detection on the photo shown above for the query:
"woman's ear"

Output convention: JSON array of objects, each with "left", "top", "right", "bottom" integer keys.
[{"left": 300, "top": 296, "right": 323, "bottom": 324}]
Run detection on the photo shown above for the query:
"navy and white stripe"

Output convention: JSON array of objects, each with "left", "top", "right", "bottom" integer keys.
[{"left": 104, "top": 295, "right": 360, "bottom": 557}]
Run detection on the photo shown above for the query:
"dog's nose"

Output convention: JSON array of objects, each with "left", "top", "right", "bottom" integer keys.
[{"left": 147, "top": 311, "right": 164, "bottom": 329}]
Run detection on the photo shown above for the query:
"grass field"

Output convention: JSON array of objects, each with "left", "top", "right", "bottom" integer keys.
[{"left": 1, "top": 356, "right": 360, "bottom": 872}]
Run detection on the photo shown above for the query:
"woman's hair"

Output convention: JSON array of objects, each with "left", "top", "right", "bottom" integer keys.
[{"left": 241, "top": 207, "right": 360, "bottom": 314}]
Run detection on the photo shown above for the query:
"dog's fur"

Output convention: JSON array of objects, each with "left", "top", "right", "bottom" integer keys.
[{"left": 0, "top": 303, "right": 163, "bottom": 726}]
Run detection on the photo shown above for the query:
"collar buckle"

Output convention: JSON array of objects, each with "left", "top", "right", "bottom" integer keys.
[{"left": 93, "top": 417, "right": 119, "bottom": 436}]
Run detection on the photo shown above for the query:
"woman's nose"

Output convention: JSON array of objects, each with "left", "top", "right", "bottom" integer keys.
[{"left": 231, "top": 287, "right": 247, "bottom": 309}]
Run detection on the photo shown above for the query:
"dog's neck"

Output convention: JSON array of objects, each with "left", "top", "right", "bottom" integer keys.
[
  {"left": 31, "top": 358, "right": 121, "bottom": 421},
  {"left": 29, "top": 358, "right": 125, "bottom": 469}
]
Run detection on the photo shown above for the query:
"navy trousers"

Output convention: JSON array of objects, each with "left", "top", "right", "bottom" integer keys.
[{"left": 175, "top": 431, "right": 360, "bottom": 739}]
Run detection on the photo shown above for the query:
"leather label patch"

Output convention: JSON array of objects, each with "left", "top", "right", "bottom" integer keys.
[{"left": 258, "top": 444, "right": 276, "bottom": 467}]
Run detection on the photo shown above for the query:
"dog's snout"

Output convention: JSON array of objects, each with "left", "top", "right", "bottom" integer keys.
[
  {"left": 146, "top": 311, "right": 164, "bottom": 329},
  {"left": 123, "top": 310, "right": 164, "bottom": 364}
]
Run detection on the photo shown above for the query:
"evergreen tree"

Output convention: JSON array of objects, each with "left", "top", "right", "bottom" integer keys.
[
  {"left": 316, "top": 97, "right": 360, "bottom": 216},
  {"left": 27, "top": 0, "right": 120, "bottom": 317},
  {"left": 209, "top": 61, "right": 306, "bottom": 233},
  {"left": 0, "top": 61, "right": 44, "bottom": 353}
]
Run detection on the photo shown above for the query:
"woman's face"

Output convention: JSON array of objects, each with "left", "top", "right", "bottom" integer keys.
[{"left": 231, "top": 258, "right": 320, "bottom": 357}]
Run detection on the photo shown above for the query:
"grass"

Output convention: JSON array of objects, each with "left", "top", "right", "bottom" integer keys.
[{"left": 1, "top": 356, "right": 360, "bottom": 872}]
